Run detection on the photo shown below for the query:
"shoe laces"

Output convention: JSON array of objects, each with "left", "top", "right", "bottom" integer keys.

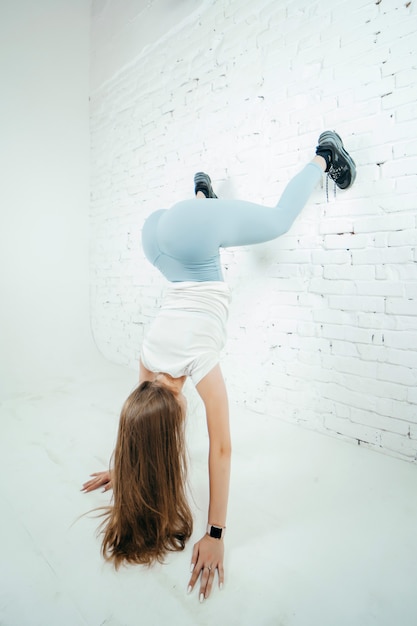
[
  {"left": 325, "top": 174, "right": 337, "bottom": 202},
  {"left": 325, "top": 165, "right": 341, "bottom": 202}
]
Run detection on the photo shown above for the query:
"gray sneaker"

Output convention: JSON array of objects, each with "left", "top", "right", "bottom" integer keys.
[
  {"left": 316, "top": 131, "right": 356, "bottom": 190},
  {"left": 194, "top": 172, "right": 218, "bottom": 198}
]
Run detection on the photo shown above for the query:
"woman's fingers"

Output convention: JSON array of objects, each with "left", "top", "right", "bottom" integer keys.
[
  {"left": 188, "top": 561, "right": 213, "bottom": 600},
  {"left": 217, "top": 561, "right": 225, "bottom": 589},
  {"left": 189, "top": 542, "right": 199, "bottom": 573},
  {"left": 187, "top": 535, "right": 225, "bottom": 601},
  {"left": 81, "top": 479, "right": 96, "bottom": 492},
  {"left": 188, "top": 562, "right": 221, "bottom": 601},
  {"left": 81, "top": 471, "right": 111, "bottom": 492},
  {"left": 188, "top": 558, "right": 200, "bottom": 591},
  {"left": 199, "top": 565, "right": 215, "bottom": 602},
  {"left": 81, "top": 482, "right": 99, "bottom": 492}
]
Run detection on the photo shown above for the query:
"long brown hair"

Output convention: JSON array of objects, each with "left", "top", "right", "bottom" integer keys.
[{"left": 99, "top": 381, "right": 193, "bottom": 568}]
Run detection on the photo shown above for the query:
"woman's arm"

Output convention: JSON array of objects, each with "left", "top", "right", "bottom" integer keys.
[
  {"left": 187, "top": 364, "right": 231, "bottom": 601},
  {"left": 197, "top": 364, "right": 231, "bottom": 529}
]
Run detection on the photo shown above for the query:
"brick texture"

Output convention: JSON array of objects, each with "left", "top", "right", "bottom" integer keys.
[{"left": 90, "top": 0, "right": 417, "bottom": 462}]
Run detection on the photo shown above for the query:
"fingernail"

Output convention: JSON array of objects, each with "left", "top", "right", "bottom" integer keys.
[
  {"left": 220, "top": 582, "right": 224, "bottom": 590},
  {"left": 199, "top": 593, "right": 204, "bottom": 603},
  {"left": 187, "top": 585, "right": 192, "bottom": 594},
  {"left": 190, "top": 563, "right": 195, "bottom": 573}
]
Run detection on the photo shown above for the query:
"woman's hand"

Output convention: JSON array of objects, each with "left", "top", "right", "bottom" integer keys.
[
  {"left": 81, "top": 471, "right": 112, "bottom": 493},
  {"left": 187, "top": 534, "right": 224, "bottom": 602}
]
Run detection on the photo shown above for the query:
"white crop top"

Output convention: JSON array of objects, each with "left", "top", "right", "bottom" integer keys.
[{"left": 140, "top": 281, "right": 231, "bottom": 385}]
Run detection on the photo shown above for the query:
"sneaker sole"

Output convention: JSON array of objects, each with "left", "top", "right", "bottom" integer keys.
[{"left": 318, "top": 131, "right": 356, "bottom": 189}]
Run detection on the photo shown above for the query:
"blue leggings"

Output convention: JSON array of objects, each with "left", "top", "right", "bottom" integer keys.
[{"left": 142, "top": 162, "right": 322, "bottom": 282}]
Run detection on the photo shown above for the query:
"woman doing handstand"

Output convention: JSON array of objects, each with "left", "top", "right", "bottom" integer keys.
[{"left": 82, "top": 130, "right": 356, "bottom": 602}]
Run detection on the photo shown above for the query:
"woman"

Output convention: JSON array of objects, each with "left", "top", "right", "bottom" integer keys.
[{"left": 82, "top": 130, "right": 356, "bottom": 602}]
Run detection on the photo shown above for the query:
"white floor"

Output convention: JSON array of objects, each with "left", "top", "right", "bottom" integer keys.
[{"left": 1, "top": 355, "right": 417, "bottom": 626}]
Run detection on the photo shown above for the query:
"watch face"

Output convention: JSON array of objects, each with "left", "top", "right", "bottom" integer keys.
[{"left": 210, "top": 525, "right": 222, "bottom": 539}]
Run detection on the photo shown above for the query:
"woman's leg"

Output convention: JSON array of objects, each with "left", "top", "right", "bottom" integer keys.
[
  {"left": 210, "top": 127, "right": 358, "bottom": 247},
  {"left": 213, "top": 157, "right": 326, "bottom": 248}
]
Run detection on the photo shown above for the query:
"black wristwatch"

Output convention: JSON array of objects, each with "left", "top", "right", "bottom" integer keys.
[{"left": 207, "top": 524, "right": 225, "bottom": 540}]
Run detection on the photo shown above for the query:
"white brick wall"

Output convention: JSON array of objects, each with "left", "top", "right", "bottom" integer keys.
[{"left": 90, "top": 0, "right": 417, "bottom": 462}]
